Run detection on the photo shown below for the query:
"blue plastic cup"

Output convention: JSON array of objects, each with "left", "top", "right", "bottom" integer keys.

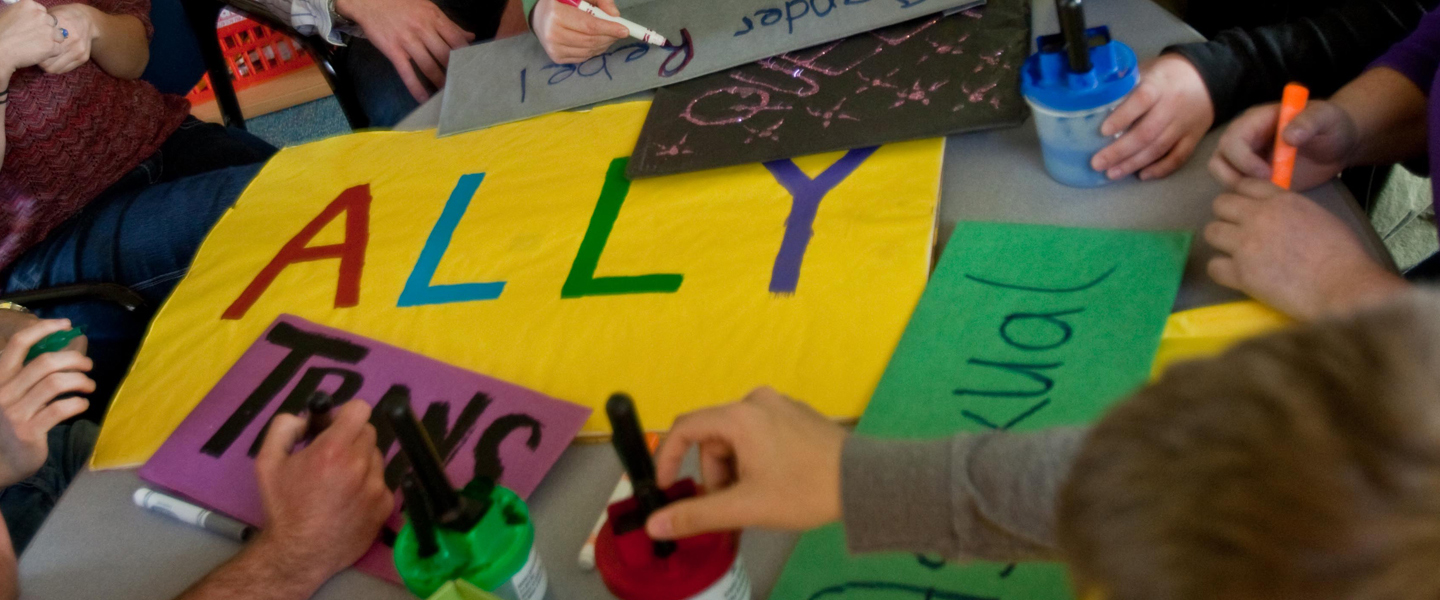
[{"left": 1021, "top": 25, "right": 1139, "bottom": 188}]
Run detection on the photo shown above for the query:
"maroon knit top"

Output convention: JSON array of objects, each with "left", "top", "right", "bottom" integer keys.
[{"left": 1, "top": 0, "right": 190, "bottom": 270}]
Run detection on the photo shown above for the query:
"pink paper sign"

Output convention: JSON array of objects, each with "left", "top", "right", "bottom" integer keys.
[{"left": 140, "top": 315, "right": 591, "bottom": 583}]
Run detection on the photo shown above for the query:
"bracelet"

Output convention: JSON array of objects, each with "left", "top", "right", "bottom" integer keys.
[{"left": 0, "top": 302, "right": 31, "bottom": 315}]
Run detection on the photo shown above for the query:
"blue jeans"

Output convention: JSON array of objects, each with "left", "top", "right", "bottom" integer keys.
[
  {"left": 0, "top": 420, "right": 98, "bottom": 554},
  {"left": 337, "top": 0, "right": 505, "bottom": 127},
  {"left": 1, "top": 118, "right": 275, "bottom": 414}
]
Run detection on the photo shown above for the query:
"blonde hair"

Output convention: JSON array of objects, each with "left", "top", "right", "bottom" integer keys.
[{"left": 1059, "top": 291, "right": 1440, "bottom": 600}]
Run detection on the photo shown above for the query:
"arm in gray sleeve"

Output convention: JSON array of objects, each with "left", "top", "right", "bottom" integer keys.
[{"left": 840, "top": 427, "right": 1088, "bottom": 562}]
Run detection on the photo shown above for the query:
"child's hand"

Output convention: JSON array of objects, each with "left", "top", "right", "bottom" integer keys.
[
  {"left": 1205, "top": 178, "right": 1406, "bottom": 320},
  {"left": 1210, "top": 100, "right": 1357, "bottom": 191},
  {"left": 645, "top": 387, "right": 847, "bottom": 540},
  {"left": 531, "top": 0, "right": 628, "bottom": 64},
  {"left": 1090, "top": 54, "right": 1214, "bottom": 181},
  {"left": 0, "top": 319, "right": 93, "bottom": 488}
]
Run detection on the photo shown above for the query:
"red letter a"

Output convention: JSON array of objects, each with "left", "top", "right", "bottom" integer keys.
[{"left": 222, "top": 185, "right": 372, "bottom": 320}]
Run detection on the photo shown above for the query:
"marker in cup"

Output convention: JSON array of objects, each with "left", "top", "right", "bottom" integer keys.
[{"left": 595, "top": 393, "right": 752, "bottom": 600}]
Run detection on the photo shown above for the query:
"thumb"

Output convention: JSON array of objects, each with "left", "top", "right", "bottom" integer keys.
[
  {"left": 1282, "top": 104, "right": 1336, "bottom": 147},
  {"left": 646, "top": 487, "right": 754, "bottom": 540}
]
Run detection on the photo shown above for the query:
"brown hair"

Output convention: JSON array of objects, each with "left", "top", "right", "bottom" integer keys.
[{"left": 1059, "top": 291, "right": 1440, "bottom": 600}]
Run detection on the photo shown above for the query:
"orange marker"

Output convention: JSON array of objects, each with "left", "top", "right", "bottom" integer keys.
[{"left": 1271, "top": 83, "right": 1310, "bottom": 189}]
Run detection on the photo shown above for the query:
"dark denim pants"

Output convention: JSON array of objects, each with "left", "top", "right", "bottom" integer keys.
[
  {"left": 0, "top": 421, "right": 98, "bottom": 554},
  {"left": 1, "top": 118, "right": 276, "bottom": 415}
]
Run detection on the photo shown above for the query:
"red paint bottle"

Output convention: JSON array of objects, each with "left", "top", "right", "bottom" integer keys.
[
  {"left": 595, "top": 479, "right": 750, "bottom": 600},
  {"left": 597, "top": 394, "right": 751, "bottom": 600}
]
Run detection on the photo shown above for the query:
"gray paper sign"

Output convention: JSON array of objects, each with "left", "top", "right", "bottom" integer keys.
[{"left": 438, "top": 0, "right": 986, "bottom": 136}]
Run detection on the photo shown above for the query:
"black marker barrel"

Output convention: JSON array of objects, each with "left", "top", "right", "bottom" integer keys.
[
  {"left": 304, "top": 391, "right": 336, "bottom": 441},
  {"left": 606, "top": 393, "right": 677, "bottom": 557},
  {"left": 607, "top": 394, "right": 667, "bottom": 514},
  {"left": 380, "top": 395, "right": 463, "bottom": 526},
  {"left": 1056, "top": 0, "right": 1091, "bottom": 73},
  {"left": 401, "top": 474, "right": 440, "bottom": 558}
]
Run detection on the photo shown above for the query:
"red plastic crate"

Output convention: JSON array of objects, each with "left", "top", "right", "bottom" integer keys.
[{"left": 186, "top": 9, "right": 316, "bottom": 104}]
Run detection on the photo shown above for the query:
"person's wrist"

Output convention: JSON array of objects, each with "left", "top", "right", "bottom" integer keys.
[
  {"left": 1318, "top": 261, "right": 1408, "bottom": 319},
  {"left": 87, "top": 6, "right": 102, "bottom": 41},
  {"left": 332, "top": 0, "right": 360, "bottom": 21},
  {"left": 246, "top": 530, "right": 338, "bottom": 592}
]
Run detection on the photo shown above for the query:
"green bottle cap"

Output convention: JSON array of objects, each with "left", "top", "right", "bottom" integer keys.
[
  {"left": 395, "top": 484, "right": 536, "bottom": 598},
  {"left": 24, "top": 328, "right": 84, "bottom": 364}
]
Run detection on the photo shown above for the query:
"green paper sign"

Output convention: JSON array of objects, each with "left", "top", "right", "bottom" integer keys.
[{"left": 769, "top": 222, "right": 1191, "bottom": 600}]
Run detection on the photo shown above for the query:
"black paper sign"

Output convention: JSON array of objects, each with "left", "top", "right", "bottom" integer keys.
[{"left": 628, "top": 0, "right": 1030, "bottom": 179}]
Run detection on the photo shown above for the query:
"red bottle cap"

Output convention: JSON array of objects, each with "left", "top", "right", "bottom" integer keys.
[{"left": 595, "top": 479, "right": 740, "bottom": 600}]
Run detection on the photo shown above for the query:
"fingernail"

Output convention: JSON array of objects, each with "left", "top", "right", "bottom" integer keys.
[
  {"left": 1092, "top": 158, "right": 1108, "bottom": 171},
  {"left": 646, "top": 513, "right": 673, "bottom": 539},
  {"left": 1107, "top": 168, "right": 1122, "bottom": 180}
]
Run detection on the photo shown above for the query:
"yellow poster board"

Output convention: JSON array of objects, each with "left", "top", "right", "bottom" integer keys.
[
  {"left": 93, "top": 101, "right": 943, "bottom": 469},
  {"left": 1150, "top": 300, "right": 1292, "bottom": 379}
]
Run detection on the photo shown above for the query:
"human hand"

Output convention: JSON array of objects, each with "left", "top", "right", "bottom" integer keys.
[
  {"left": 0, "top": 319, "right": 93, "bottom": 488},
  {"left": 645, "top": 387, "right": 848, "bottom": 540},
  {"left": 38, "top": 4, "right": 97, "bottom": 74},
  {"left": 1204, "top": 178, "right": 1407, "bottom": 320},
  {"left": 252, "top": 400, "right": 393, "bottom": 588},
  {"left": 0, "top": 0, "right": 64, "bottom": 80},
  {"left": 531, "top": 0, "right": 628, "bottom": 64},
  {"left": 1210, "top": 100, "right": 1358, "bottom": 190},
  {"left": 335, "top": 0, "right": 474, "bottom": 102},
  {"left": 1091, "top": 54, "right": 1214, "bottom": 181},
  {"left": 0, "top": 310, "right": 84, "bottom": 355}
]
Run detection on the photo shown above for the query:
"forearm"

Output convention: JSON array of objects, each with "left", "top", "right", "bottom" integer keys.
[
  {"left": 173, "top": 536, "right": 328, "bottom": 600},
  {"left": 0, "top": 512, "right": 17, "bottom": 600},
  {"left": 1333, "top": 67, "right": 1429, "bottom": 166},
  {"left": 88, "top": 8, "right": 148, "bottom": 80},
  {"left": 1168, "top": 0, "right": 1433, "bottom": 124},
  {"left": 839, "top": 428, "right": 1087, "bottom": 562}
]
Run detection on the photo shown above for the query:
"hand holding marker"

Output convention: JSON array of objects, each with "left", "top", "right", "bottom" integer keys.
[{"left": 556, "top": 0, "right": 669, "bottom": 47}]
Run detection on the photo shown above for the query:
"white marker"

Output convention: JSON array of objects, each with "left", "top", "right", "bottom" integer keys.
[
  {"left": 134, "top": 487, "right": 255, "bottom": 542},
  {"left": 558, "top": 0, "right": 669, "bottom": 47},
  {"left": 579, "top": 473, "right": 635, "bottom": 569}
]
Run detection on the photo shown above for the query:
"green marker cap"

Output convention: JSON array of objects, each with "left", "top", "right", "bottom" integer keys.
[
  {"left": 24, "top": 328, "right": 84, "bottom": 364},
  {"left": 395, "top": 483, "right": 536, "bottom": 599}
]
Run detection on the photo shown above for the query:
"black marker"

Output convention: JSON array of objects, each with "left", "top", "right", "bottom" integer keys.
[
  {"left": 606, "top": 393, "right": 676, "bottom": 557},
  {"left": 378, "top": 394, "right": 486, "bottom": 530},
  {"left": 1057, "top": 0, "right": 1091, "bottom": 74},
  {"left": 400, "top": 474, "right": 440, "bottom": 558},
  {"left": 303, "top": 391, "right": 336, "bottom": 442}
]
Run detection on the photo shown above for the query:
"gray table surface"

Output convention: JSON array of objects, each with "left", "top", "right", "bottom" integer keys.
[{"left": 19, "top": 1, "right": 1393, "bottom": 598}]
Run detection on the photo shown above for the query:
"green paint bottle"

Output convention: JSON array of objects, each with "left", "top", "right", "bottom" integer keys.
[
  {"left": 382, "top": 396, "right": 549, "bottom": 600},
  {"left": 395, "top": 477, "right": 548, "bottom": 600}
]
